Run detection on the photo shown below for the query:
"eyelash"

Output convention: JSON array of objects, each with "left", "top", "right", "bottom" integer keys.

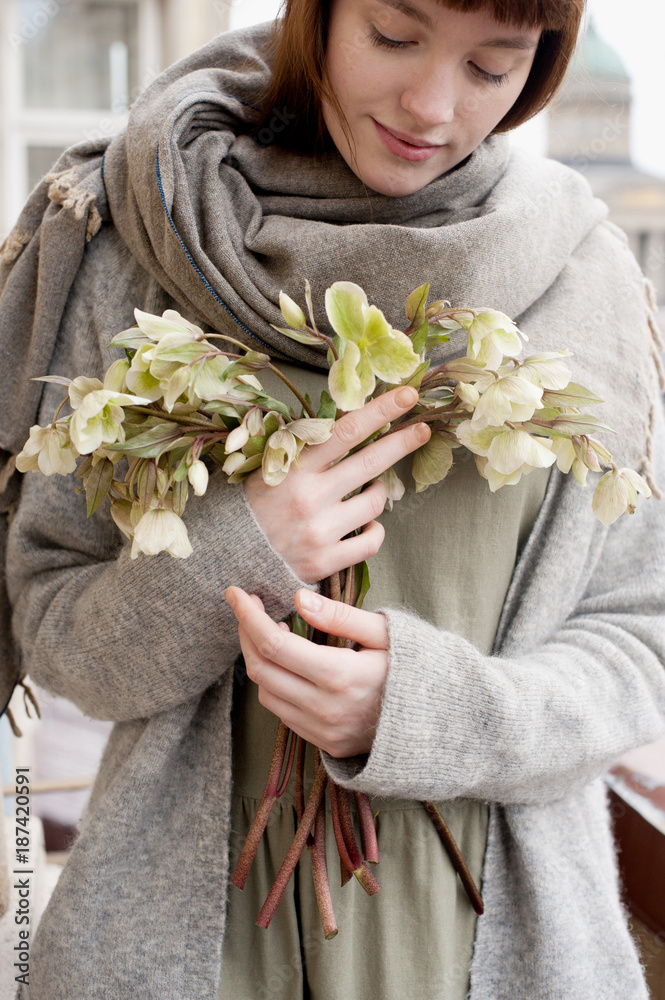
[{"left": 368, "top": 25, "right": 510, "bottom": 87}]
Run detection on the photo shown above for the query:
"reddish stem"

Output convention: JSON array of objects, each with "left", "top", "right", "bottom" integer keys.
[
  {"left": 330, "top": 783, "right": 381, "bottom": 896},
  {"left": 295, "top": 735, "right": 306, "bottom": 825},
  {"left": 308, "top": 769, "right": 338, "bottom": 939},
  {"left": 422, "top": 801, "right": 484, "bottom": 915},
  {"left": 355, "top": 792, "right": 379, "bottom": 865},
  {"left": 256, "top": 766, "right": 328, "bottom": 929},
  {"left": 231, "top": 722, "right": 291, "bottom": 890}
]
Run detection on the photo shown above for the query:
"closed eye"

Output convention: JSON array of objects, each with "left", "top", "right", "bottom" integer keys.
[
  {"left": 368, "top": 24, "right": 412, "bottom": 49},
  {"left": 470, "top": 63, "right": 509, "bottom": 87}
]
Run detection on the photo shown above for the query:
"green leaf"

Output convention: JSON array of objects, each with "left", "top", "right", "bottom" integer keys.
[
  {"left": 109, "top": 327, "right": 151, "bottom": 350},
  {"left": 405, "top": 282, "right": 429, "bottom": 327},
  {"left": 354, "top": 561, "right": 371, "bottom": 609},
  {"left": 424, "top": 329, "right": 451, "bottom": 353},
  {"left": 30, "top": 374, "right": 73, "bottom": 387},
  {"left": 291, "top": 612, "right": 309, "bottom": 638},
  {"left": 270, "top": 324, "right": 323, "bottom": 346},
  {"left": 541, "top": 382, "right": 604, "bottom": 408},
  {"left": 251, "top": 393, "right": 292, "bottom": 421},
  {"left": 172, "top": 478, "right": 189, "bottom": 516},
  {"left": 410, "top": 319, "right": 430, "bottom": 356},
  {"left": 317, "top": 390, "right": 337, "bottom": 420},
  {"left": 106, "top": 422, "right": 182, "bottom": 458},
  {"left": 85, "top": 458, "right": 114, "bottom": 517}
]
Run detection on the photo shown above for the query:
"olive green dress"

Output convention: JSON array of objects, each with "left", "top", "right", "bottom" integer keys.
[{"left": 220, "top": 367, "right": 550, "bottom": 1000}]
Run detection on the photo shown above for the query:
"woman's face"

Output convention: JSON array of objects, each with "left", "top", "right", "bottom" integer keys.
[{"left": 322, "top": 0, "right": 541, "bottom": 197}]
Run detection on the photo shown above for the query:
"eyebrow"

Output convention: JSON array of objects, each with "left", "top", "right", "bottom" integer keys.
[{"left": 377, "top": 0, "right": 538, "bottom": 50}]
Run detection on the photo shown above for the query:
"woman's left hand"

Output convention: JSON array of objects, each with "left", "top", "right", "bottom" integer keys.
[{"left": 225, "top": 586, "right": 389, "bottom": 758}]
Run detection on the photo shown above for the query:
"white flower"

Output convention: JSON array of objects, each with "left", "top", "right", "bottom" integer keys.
[
  {"left": 262, "top": 428, "right": 299, "bottom": 486},
  {"left": 456, "top": 421, "right": 555, "bottom": 491},
  {"left": 130, "top": 507, "right": 193, "bottom": 559},
  {"left": 187, "top": 460, "right": 209, "bottom": 497},
  {"left": 592, "top": 468, "right": 652, "bottom": 525},
  {"left": 16, "top": 423, "right": 78, "bottom": 477},
  {"left": 68, "top": 382, "right": 152, "bottom": 455},
  {"left": 471, "top": 373, "right": 543, "bottom": 429},
  {"left": 464, "top": 310, "right": 525, "bottom": 369}
]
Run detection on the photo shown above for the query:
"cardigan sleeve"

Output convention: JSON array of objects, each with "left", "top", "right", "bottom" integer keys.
[
  {"left": 7, "top": 459, "right": 308, "bottom": 722},
  {"left": 324, "top": 400, "right": 665, "bottom": 807}
]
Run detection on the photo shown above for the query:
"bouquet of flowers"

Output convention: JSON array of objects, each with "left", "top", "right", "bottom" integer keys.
[{"left": 17, "top": 280, "right": 651, "bottom": 937}]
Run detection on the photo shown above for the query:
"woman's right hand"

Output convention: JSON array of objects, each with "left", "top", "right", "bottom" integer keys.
[{"left": 244, "top": 386, "right": 430, "bottom": 583}]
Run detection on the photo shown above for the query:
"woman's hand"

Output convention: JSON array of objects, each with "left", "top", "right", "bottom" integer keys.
[
  {"left": 243, "top": 386, "right": 429, "bottom": 583},
  {"left": 225, "top": 585, "right": 390, "bottom": 758}
]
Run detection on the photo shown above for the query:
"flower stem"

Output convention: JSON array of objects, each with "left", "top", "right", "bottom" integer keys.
[
  {"left": 330, "top": 783, "right": 381, "bottom": 895},
  {"left": 231, "top": 722, "right": 291, "bottom": 890},
  {"left": 422, "top": 801, "right": 484, "bottom": 915},
  {"left": 308, "top": 759, "right": 338, "bottom": 939},
  {"left": 255, "top": 765, "right": 328, "bottom": 929},
  {"left": 355, "top": 792, "right": 379, "bottom": 865},
  {"left": 267, "top": 364, "right": 316, "bottom": 418}
]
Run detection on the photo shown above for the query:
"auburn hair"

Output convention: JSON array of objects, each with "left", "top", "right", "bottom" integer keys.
[{"left": 254, "top": 0, "right": 585, "bottom": 152}]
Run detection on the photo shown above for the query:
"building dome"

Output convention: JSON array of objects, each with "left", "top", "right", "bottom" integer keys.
[{"left": 568, "top": 18, "right": 630, "bottom": 82}]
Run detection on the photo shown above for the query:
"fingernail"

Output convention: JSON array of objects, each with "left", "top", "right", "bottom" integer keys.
[
  {"left": 299, "top": 589, "right": 323, "bottom": 613},
  {"left": 396, "top": 386, "right": 418, "bottom": 408},
  {"left": 225, "top": 587, "right": 237, "bottom": 609},
  {"left": 416, "top": 422, "right": 431, "bottom": 442}
]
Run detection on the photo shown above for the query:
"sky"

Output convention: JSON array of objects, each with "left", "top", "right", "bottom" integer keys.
[{"left": 229, "top": 0, "right": 665, "bottom": 180}]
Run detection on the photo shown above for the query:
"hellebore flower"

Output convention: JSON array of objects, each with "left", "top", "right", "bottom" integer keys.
[
  {"left": 68, "top": 379, "right": 152, "bottom": 455},
  {"left": 325, "top": 282, "right": 420, "bottom": 411},
  {"left": 131, "top": 507, "right": 193, "bottom": 559},
  {"left": 592, "top": 467, "right": 652, "bottom": 525},
  {"left": 16, "top": 423, "right": 78, "bottom": 477}
]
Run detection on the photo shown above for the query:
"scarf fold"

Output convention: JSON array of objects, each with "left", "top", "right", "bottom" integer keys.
[{"left": 0, "top": 19, "right": 661, "bottom": 716}]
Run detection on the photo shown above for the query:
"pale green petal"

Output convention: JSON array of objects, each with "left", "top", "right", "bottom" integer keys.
[
  {"left": 134, "top": 308, "right": 202, "bottom": 343},
  {"left": 162, "top": 366, "right": 191, "bottom": 412},
  {"left": 487, "top": 428, "right": 555, "bottom": 476},
  {"left": 187, "top": 460, "right": 209, "bottom": 496},
  {"left": 362, "top": 307, "right": 421, "bottom": 382},
  {"left": 103, "top": 359, "right": 131, "bottom": 393},
  {"left": 287, "top": 417, "right": 336, "bottom": 445},
  {"left": 279, "top": 291, "right": 307, "bottom": 330},
  {"left": 131, "top": 507, "right": 193, "bottom": 558},
  {"left": 550, "top": 437, "right": 575, "bottom": 474},
  {"left": 191, "top": 356, "right": 233, "bottom": 401},
  {"left": 412, "top": 435, "right": 454, "bottom": 489},
  {"left": 455, "top": 420, "right": 504, "bottom": 456},
  {"left": 484, "top": 464, "right": 524, "bottom": 492},
  {"left": 620, "top": 468, "right": 652, "bottom": 498},
  {"left": 592, "top": 470, "right": 629, "bottom": 525},
  {"left": 329, "top": 341, "right": 373, "bottom": 411},
  {"left": 69, "top": 376, "right": 104, "bottom": 409},
  {"left": 225, "top": 424, "right": 251, "bottom": 454},
  {"left": 324, "top": 282, "right": 368, "bottom": 343},
  {"left": 126, "top": 367, "right": 163, "bottom": 401}
]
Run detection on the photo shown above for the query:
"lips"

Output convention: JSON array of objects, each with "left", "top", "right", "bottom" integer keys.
[
  {"left": 378, "top": 122, "right": 441, "bottom": 148},
  {"left": 372, "top": 119, "right": 444, "bottom": 162}
]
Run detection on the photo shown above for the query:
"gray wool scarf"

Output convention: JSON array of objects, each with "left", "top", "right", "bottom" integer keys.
[{"left": 0, "top": 19, "right": 662, "bottom": 729}]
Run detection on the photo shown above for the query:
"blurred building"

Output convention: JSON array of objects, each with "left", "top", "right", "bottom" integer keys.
[
  {"left": 548, "top": 19, "right": 665, "bottom": 307},
  {"left": 0, "top": 0, "right": 230, "bottom": 238}
]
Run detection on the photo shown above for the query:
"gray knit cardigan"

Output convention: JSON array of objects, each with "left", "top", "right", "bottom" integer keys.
[
  {"left": 3, "top": 24, "right": 665, "bottom": 1000},
  {"left": 6, "top": 225, "right": 665, "bottom": 999}
]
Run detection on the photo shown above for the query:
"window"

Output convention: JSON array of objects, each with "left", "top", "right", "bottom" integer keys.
[{"left": 0, "top": 0, "right": 162, "bottom": 236}]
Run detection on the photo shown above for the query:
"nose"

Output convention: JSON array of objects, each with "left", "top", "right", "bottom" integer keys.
[{"left": 400, "top": 64, "right": 456, "bottom": 129}]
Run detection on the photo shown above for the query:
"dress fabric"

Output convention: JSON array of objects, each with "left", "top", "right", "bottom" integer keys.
[{"left": 220, "top": 368, "right": 548, "bottom": 1000}]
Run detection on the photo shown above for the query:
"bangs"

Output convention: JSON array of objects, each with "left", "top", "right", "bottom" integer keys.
[{"left": 436, "top": 0, "right": 573, "bottom": 31}]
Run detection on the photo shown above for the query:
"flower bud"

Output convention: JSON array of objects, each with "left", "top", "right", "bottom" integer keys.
[{"left": 187, "top": 459, "right": 209, "bottom": 496}]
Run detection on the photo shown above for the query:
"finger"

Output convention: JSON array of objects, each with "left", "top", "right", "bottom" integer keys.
[
  {"left": 302, "top": 386, "right": 420, "bottom": 472},
  {"left": 295, "top": 590, "right": 389, "bottom": 649},
  {"left": 323, "top": 421, "right": 430, "bottom": 500},
  {"left": 304, "top": 520, "right": 386, "bottom": 582}
]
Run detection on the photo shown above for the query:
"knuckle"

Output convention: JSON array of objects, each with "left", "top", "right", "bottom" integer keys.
[
  {"left": 362, "top": 521, "right": 385, "bottom": 559},
  {"left": 256, "top": 630, "right": 284, "bottom": 663},
  {"left": 333, "top": 415, "right": 359, "bottom": 448},
  {"left": 366, "top": 482, "right": 387, "bottom": 518}
]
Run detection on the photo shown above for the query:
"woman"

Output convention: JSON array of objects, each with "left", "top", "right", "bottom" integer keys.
[{"left": 1, "top": 0, "right": 664, "bottom": 997}]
